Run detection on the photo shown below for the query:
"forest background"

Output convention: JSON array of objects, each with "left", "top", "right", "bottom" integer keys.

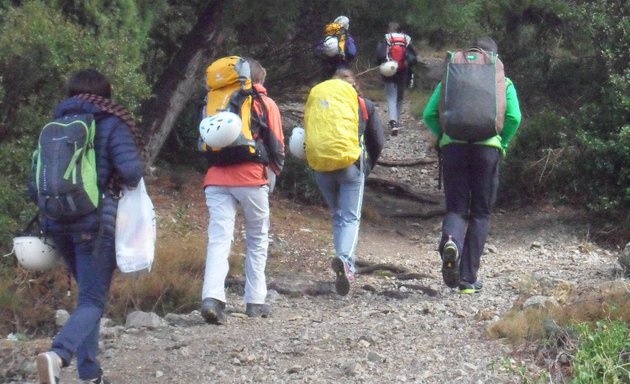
[{"left": 0, "top": 0, "right": 628, "bottom": 331}]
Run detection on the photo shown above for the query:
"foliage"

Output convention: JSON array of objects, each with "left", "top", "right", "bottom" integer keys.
[
  {"left": 0, "top": 1, "right": 150, "bottom": 254},
  {"left": 571, "top": 320, "right": 630, "bottom": 383}
]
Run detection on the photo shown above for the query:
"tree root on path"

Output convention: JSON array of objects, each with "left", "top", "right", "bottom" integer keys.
[
  {"left": 226, "top": 261, "right": 436, "bottom": 298},
  {"left": 365, "top": 177, "right": 442, "bottom": 205},
  {"left": 376, "top": 158, "right": 437, "bottom": 167}
]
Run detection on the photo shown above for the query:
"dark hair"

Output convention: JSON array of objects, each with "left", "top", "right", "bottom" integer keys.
[
  {"left": 66, "top": 69, "right": 112, "bottom": 98},
  {"left": 473, "top": 36, "right": 498, "bottom": 54},
  {"left": 388, "top": 22, "right": 401, "bottom": 33}
]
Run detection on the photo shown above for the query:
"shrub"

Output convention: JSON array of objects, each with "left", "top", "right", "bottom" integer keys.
[{"left": 571, "top": 320, "right": 630, "bottom": 383}]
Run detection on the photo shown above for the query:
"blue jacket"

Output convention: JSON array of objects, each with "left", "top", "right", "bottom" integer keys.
[{"left": 35, "top": 97, "right": 143, "bottom": 236}]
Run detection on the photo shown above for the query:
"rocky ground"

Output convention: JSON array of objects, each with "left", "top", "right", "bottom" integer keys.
[{"left": 3, "top": 94, "right": 628, "bottom": 384}]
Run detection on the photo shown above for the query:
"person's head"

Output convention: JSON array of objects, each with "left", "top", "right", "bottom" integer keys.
[
  {"left": 387, "top": 21, "right": 401, "bottom": 33},
  {"left": 333, "top": 68, "right": 362, "bottom": 94},
  {"left": 334, "top": 15, "right": 350, "bottom": 30},
  {"left": 66, "top": 69, "right": 111, "bottom": 98},
  {"left": 245, "top": 57, "right": 266, "bottom": 85},
  {"left": 472, "top": 36, "right": 498, "bottom": 54},
  {"left": 333, "top": 68, "right": 355, "bottom": 85}
]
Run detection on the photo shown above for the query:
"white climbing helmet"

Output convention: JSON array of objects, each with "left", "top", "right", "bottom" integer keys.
[
  {"left": 199, "top": 111, "right": 242, "bottom": 148},
  {"left": 288, "top": 127, "right": 306, "bottom": 160},
  {"left": 379, "top": 60, "right": 399, "bottom": 77},
  {"left": 334, "top": 15, "right": 350, "bottom": 30},
  {"left": 322, "top": 36, "right": 340, "bottom": 57},
  {"left": 13, "top": 236, "right": 61, "bottom": 271}
]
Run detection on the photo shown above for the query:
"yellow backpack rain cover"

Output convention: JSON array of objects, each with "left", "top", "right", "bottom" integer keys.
[{"left": 304, "top": 79, "right": 360, "bottom": 172}]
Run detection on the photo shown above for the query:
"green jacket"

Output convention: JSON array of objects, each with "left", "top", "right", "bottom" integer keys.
[{"left": 422, "top": 78, "right": 522, "bottom": 156}]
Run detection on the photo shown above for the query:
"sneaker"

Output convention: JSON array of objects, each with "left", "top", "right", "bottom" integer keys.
[
  {"left": 331, "top": 257, "right": 353, "bottom": 296},
  {"left": 245, "top": 303, "right": 272, "bottom": 318},
  {"left": 81, "top": 377, "right": 112, "bottom": 384},
  {"left": 37, "top": 351, "right": 61, "bottom": 384},
  {"left": 459, "top": 280, "right": 483, "bottom": 294},
  {"left": 389, "top": 120, "right": 400, "bottom": 136},
  {"left": 441, "top": 235, "right": 460, "bottom": 288},
  {"left": 201, "top": 298, "right": 227, "bottom": 325}
]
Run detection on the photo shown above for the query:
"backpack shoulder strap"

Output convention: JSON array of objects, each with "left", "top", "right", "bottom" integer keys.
[{"left": 358, "top": 96, "right": 368, "bottom": 121}]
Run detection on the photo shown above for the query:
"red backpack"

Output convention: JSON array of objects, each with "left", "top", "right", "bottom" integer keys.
[{"left": 386, "top": 33, "right": 409, "bottom": 71}]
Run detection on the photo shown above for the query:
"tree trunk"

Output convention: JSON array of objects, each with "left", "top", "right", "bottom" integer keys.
[{"left": 142, "top": 0, "right": 225, "bottom": 170}]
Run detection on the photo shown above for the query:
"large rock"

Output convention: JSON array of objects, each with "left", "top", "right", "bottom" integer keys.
[
  {"left": 125, "top": 311, "right": 167, "bottom": 329},
  {"left": 619, "top": 242, "right": 630, "bottom": 275}
]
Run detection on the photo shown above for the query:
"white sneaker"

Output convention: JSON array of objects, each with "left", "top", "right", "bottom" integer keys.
[{"left": 37, "top": 351, "right": 62, "bottom": 384}]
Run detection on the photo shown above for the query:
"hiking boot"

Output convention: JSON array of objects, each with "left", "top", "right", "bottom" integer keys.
[
  {"left": 81, "top": 376, "right": 112, "bottom": 384},
  {"left": 459, "top": 280, "right": 483, "bottom": 294},
  {"left": 441, "top": 235, "right": 460, "bottom": 288},
  {"left": 245, "top": 303, "right": 272, "bottom": 318},
  {"left": 37, "top": 351, "right": 62, "bottom": 384},
  {"left": 201, "top": 298, "right": 227, "bottom": 325},
  {"left": 331, "top": 257, "right": 353, "bottom": 296},
  {"left": 389, "top": 120, "right": 400, "bottom": 136}
]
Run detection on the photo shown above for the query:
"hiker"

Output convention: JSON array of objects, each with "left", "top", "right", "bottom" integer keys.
[
  {"left": 376, "top": 21, "right": 417, "bottom": 136},
  {"left": 304, "top": 68, "right": 384, "bottom": 295},
  {"left": 33, "top": 69, "right": 144, "bottom": 384},
  {"left": 422, "top": 36, "right": 522, "bottom": 294},
  {"left": 199, "top": 57, "right": 284, "bottom": 324},
  {"left": 315, "top": 15, "right": 357, "bottom": 80}
]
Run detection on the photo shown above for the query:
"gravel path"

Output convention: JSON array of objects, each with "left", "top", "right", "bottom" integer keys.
[{"left": 6, "top": 96, "right": 626, "bottom": 384}]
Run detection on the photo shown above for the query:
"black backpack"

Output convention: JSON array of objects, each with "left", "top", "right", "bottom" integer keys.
[{"left": 34, "top": 114, "right": 100, "bottom": 221}]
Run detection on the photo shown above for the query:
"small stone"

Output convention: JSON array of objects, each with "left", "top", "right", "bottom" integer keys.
[
  {"left": 367, "top": 351, "right": 386, "bottom": 363},
  {"left": 286, "top": 365, "right": 302, "bottom": 374}
]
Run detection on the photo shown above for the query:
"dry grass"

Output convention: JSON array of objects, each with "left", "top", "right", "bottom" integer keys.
[
  {"left": 486, "top": 281, "right": 630, "bottom": 344},
  {"left": 108, "top": 232, "right": 207, "bottom": 319}
]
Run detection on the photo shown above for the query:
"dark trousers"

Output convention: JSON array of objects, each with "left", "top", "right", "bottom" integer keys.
[
  {"left": 47, "top": 214, "right": 116, "bottom": 380},
  {"left": 440, "top": 144, "right": 500, "bottom": 284}
]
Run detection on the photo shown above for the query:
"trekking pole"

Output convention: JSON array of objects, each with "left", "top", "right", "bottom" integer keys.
[
  {"left": 355, "top": 66, "right": 380, "bottom": 77},
  {"left": 437, "top": 138, "right": 443, "bottom": 190}
]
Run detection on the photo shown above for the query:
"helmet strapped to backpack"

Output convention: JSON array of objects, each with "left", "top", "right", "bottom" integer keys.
[
  {"left": 199, "top": 56, "right": 269, "bottom": 167},
  {"left": 379, "top": 61, "right": 399, "bottom": 77},
  {"left": 288, "top": 127, "right": 306, "bottom": 160},
  {"left": 385, "top": 33, "right": 409, "bottom": 72},
  {"left": 322, "top": 36, "right": 340, "bottom": 57},
  {"left": 13, "top": 236, "right": 61, "bottom": 271},
  {"left": 321, "top": 21, "right": 348, "bottom": 60},
  {"left": 199, "top": 111, "right": 242, "bottom": 148}
]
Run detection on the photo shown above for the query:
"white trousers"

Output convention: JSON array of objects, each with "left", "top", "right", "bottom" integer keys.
[{"left": 202, "top": 185, "right": 270, "bottom": 304}]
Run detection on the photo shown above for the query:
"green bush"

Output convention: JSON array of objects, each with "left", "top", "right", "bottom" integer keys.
[
  {"left": 571, "top": 320, "right": 630, "bottom": 383},
  {"left": 0, "top": 2, "right": 150, "bottom": 255}
]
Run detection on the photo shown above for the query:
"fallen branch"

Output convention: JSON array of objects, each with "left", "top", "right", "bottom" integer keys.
[
  {"left": 365, "top": 177, "right": 442, "bottom": 205},
  {"left": 381, "top": 209, "right": 445, "bottom": 219},
  {"left": 376, "top": 158, "right": 436, "bottom": 167},
  {"left": 355, "top": 262, "right": 408, "bottom": 275}
]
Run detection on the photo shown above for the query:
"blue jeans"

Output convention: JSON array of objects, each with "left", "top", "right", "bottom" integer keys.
[
  {"left": 314, "top": 164, "right": 365, "bottom": 273},
  {"left": 440, "top": 144, "right": 500, "bottom": 284},
  {"left": 384, "top": 71, "right": 408, "bottom": 122},
  {"left": 46, "top": 214, "right": 116, "bottom": 380}
]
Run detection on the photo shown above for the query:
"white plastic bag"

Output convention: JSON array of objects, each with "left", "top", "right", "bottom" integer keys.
[{"left": 115, "top": 178, "right": 156, "bottom": 274}]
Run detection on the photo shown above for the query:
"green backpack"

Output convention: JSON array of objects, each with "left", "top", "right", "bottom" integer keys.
[{"left": 34, "top": 114, "right": 99, "bottom": 222}]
